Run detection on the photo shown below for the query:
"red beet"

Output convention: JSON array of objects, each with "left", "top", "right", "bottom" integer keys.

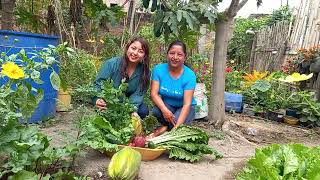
[{"left": 132, "top": 136, "right": 146, "bottom": 148}]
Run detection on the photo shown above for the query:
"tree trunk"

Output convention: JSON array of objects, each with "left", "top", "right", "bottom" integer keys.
[
  {"left": 198, "top": 24, "right": 207, "bottom": 55},
  {"left": 127, "top": 0, "right": 136, "bottom": 35},
  {"left": 69, "top": 0, "right": 82, "bottom": 48},
  {"left": 47, "top": 4, "right": 56, "bottom": 35},
  {"left": 209, "top": 18, "right": 234, "bottom": 129},
  {"left": 1, "top": 0, "right": 16, "bottom": 30}
]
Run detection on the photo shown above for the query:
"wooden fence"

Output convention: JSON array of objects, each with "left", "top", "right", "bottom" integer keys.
[
  {"left": 249, "top": 0, "right": 320, "bottom": 99},
  {"left": 289, "top": 0, "right": 320, "bottom": 99},
  {"left": 289, "top": 0, "right": 320, "bottom": 49},
  {"left": 249, "top": 21, "right": 290, "bottom": 72}
]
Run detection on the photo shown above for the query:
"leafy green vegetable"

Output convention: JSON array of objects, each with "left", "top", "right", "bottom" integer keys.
[
  {"left": 237, "top": 144, "right": 320, "bottom": 180},
  {"left": 142, "top": 115, "right": 160, "bottom": 135},
  {"left": 8, "top": 170, "right": 39, "bottom": 180},
  {"left": 0, "top": 120, "right": 83, "bottom": 178},
  {"left": 78, "top": 80, "right": 136, "bottom": 151},
  {"left": 147, "top": 126, "right": 223, "bottom": 162},
  {"left": 97, "top": 80, "right": 135, "bottom": 130}
]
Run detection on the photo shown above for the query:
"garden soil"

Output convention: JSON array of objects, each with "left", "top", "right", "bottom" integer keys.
[{"left": 41, "top": 110, "right": 320, "bottom": 180}]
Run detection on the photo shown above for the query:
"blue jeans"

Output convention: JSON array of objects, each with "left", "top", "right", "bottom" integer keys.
[
  {"left": 138, "top": 102, "right": 149, "bottom": 119},
  {"left": 152, "top": 103, "right": 195, "bottom": 130}
]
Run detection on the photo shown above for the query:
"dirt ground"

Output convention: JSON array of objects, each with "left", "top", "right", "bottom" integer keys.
[{"left": 41, "top": 110, "right": 320, "bottom": 180}]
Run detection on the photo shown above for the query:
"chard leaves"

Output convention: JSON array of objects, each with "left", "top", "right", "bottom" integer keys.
[{"left": 147, "top": 126, "right": 223, "bottom": 162}]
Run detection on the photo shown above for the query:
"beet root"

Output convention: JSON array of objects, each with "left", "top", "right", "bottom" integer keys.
[{"left": 132, "top": 136, "right": 146, "bottom": 148}]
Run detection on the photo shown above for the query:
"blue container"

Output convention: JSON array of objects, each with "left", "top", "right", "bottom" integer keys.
[
  {"left": 225, "top": 92, "right": 243, "bottom": 113},
  {"left": 0, "top": 30, "right": 59, "bottom": 123}
]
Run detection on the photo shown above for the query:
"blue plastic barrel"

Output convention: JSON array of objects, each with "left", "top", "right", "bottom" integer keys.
[
  {"left": 225, "top": 92, "right": 243, "bottom": 113},
  {"left": 0, "top": 30, "right": 59, "bottom": 123}
]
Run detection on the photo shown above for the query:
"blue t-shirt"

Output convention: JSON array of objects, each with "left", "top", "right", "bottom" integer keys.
[{"left": 152, "top": 63, "right": 197, "bottom": 107}]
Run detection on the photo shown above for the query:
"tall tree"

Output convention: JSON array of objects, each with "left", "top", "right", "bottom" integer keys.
[
  {"left": 210, "top": 0, "right": 261, "bottom": 128},
  {"left": 1, "top": 0, "right": 16, "bottom": 30},
  {"left": 142, "top": 0, "right": 262, "bottom": 129}
]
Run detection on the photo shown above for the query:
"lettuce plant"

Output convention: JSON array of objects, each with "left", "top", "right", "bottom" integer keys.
[{"left": 237, "top": 144, "right": 320, "bottom": 179}]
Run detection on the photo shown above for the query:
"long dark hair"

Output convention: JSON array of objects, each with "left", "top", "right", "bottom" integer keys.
[
  {"left": 167, "top": 40, "right": 189, "bottom": 67},
  {"left": 120, "top": 37, "right": 150, "bottom": 91}
]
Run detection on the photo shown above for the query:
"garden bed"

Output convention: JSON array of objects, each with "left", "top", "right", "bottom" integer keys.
[{"left": 40, "top": 109, "right": 320, "bottom": 180}]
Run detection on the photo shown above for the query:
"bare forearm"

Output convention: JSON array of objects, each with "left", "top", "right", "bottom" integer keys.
[
  {"left": 151, "top": 94, "right": 169, "bottom": 113},
  {"left": 176, "top": 105, "right": 191, "bottom": 126}
]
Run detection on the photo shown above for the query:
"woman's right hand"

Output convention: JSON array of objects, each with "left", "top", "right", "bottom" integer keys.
[
  {"left": 95, "top": 98, "right": 106, "bottom": 110},
  {"left": 162, "top": 109, "right": 175, "bottom": 126}
]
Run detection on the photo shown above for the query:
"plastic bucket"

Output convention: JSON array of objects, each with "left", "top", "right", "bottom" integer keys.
[
  {"left": 225, "top": 92, "right": 243, "bottom": 113},
  {"left": 0, "top": 30, "right": 59, "bottom": 123}
]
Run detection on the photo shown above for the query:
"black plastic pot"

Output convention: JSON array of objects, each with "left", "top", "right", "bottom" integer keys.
[
  {"left": 266, "top": 111, "right": 284, "bottom": 122},
  {"left": 286, "top": 109, "right": 298, "bottom": 118}
]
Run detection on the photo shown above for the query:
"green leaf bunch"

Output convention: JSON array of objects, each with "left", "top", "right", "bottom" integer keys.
[
  {"left": 147, "top": 125, "right": 223, "bottom": 162},
  {"left": 143, "top": 0, "right": 220, "bottom": 38},
  {"left": 0, "top": 121, "right": 83, "bottom": 178},
  {"left": 78, "top": 80, "right": 136, "bottom": 151},
  {"left": 237, "top": 144, "right": 320, "bottom": 180},
  {"left": 96, "top": 80, "right": 135, "bottom": 129}
]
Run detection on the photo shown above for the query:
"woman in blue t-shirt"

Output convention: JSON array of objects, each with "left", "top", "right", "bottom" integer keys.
[{"left": 148, "top": 40, "right": 197, "bottom": 138}]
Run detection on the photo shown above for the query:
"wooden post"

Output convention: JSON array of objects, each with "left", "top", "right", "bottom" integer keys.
[{"left": 249, "top": 34, "right": 257, "bottom": 73}]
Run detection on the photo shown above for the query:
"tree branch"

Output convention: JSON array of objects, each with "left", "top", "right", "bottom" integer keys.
[
  {"left": 225, "top": 0, "right": 240, "bottom": 17},
  {"left": 225, "top": 0, "right": 250, "bottom": 18},
  {"left": 121, "top": 0, "right": 131, "bottom": 7},
  {"left": 236, "top": 0, "right": 249, "bottom": 12}
]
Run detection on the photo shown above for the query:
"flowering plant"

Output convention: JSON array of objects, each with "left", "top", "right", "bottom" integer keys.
[
  {"left": 225, "top": 69, "right": 245, "bottom": 93},
  {"left": 0, "top": 48, "right": 60, "bottom": 125},
  {"left": 189, "top": 54, "right": 212, "bottom": 91},
  {"left": 279, "top": 72, "right": 313, "bottom": 83},
  {"left": 243, "top": 70, "right": 268, "bottom": 86},
  {"left": 282, "top": 45, "right": 320, "bottom": 74}
]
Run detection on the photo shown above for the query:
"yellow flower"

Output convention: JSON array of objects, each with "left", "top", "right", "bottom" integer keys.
[
  {"left": 1, "top": 62, "right": 25, "bottom": 79},
  {"left": 99, "top": 39, "right": 105, "bottom": 44},
  {"left": 85, "top": 39, "right": 96, "bottom": 43},
  {"left": 279, "top": 72, "right": 313, "bottom": 83},
  {"left": 243, "top": 70, "right": 268, "bottom": 82}
]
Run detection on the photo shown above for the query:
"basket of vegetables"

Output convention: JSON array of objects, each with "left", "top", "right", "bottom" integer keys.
[
  {"left": 105, "top": 116, "right": 166, "bottom": 161},
  {"left": 115, "top": 144, "right": 166, "bottom": 161}
]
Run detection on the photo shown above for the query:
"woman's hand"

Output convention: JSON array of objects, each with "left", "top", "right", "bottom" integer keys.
[
  {"left": 95, "top": 98, "right": 106, "bottom": 110},
  {"left": 162, "top": 109, "right": 176, "bottom": 126}
]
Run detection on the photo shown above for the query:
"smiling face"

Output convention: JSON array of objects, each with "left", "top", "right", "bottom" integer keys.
[
  {"left": 126, "top": 41, "right": 146, "bottom": 64},
  {"left": 167, "top": 45, "right": 186, "bottom": 68}
]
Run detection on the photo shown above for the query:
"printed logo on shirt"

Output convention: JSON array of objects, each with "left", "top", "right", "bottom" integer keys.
[{"left": 160, "top": 86, "right": 183, "bottom": 97}]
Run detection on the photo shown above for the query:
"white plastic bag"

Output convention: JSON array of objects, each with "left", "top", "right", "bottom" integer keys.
[{"left": 194, "top": 83, "right": 208, "bottom": 119}]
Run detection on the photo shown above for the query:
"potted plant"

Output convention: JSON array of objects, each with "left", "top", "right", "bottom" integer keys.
[
  {"left": 54, "top": 43, "right": 97, "bottom": 111},
  {"left": 279, "top": 72, "right": 318, "bottom": 126}
]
